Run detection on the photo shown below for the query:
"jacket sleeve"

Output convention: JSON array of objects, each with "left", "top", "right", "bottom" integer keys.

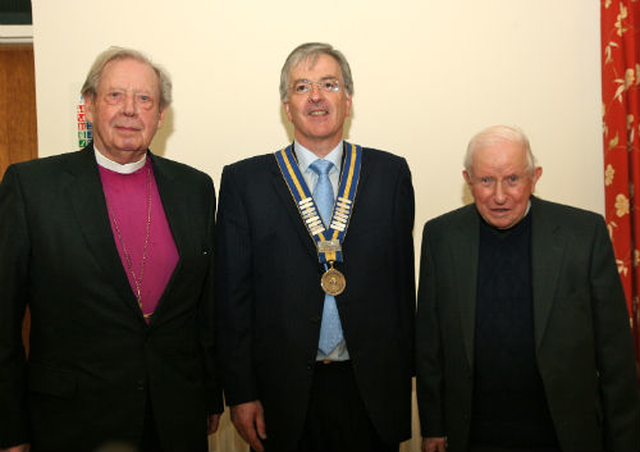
[
  {"left": 590, "top": 215, "right": 639, "bottom": 451},
  {"left": 199, "top": 175, "right": 224, "bottom": 414},
  {"left": 415, "top": 220, "right": 446, "bottom": 438},
  {"left": 394, "top": 158, "right": 416, "bottom": 374},
  {"left": 0, "top": 165, "right": 31, "bottom": 448},
  {"left": 215, "top": 164, "right": 259, "bottom": 406}
]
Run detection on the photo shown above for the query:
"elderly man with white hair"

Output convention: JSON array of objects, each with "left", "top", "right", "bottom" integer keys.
[
  {"left": 0, "top": 47, "right": 222, "bottom": 452},
  {"left": 416, "top": 125, "right": 638, "bottom": 452}
]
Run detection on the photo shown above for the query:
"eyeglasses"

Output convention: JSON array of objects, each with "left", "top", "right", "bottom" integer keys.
[{"left": 290, "top": 78, "right": 341, "bottom": 95}]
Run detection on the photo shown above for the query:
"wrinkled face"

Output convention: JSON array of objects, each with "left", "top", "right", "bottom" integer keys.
[
  {"left": 463, "top": 139, "right": 542, "bottom": 229},
  {"left": 283, "top": 54, "right": 352, "bottom": 155},
  {"left": 85, "top": 58, "right": 165, "bottom": 164}
]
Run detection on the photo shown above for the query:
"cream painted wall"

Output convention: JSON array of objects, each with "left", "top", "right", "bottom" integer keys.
[
  {"left": 31, "top": 1, "right": 603, "bottom": 451},
  {"left": 32, "top": 0, "right": 604, "bottom": 226}
]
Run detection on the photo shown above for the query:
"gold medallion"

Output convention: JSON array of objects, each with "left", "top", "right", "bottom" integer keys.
[{"left": 321, "top": 266, "right": 346, "bottom": 296}]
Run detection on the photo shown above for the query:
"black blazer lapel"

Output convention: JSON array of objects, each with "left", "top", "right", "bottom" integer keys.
[
  {"left": 146, "top": 153, "right": 195, "bottom": 322},
  {"left": 531, "top": 197, "right": 565, "bottom": 351},
  {"left": 149, "top": 152, "right": 187, "bottom": 256},
  {"left": 269, "top": 152, "right": 318, "bottom": 260},
  {"left": 65, "top": 146, "right": 143, "bottom": 320},
  {"left": 451, "top": 207, "right": 480, "bottom": 368}
]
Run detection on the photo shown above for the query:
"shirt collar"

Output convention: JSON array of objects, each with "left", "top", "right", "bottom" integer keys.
[
  {"left": 294, "top": 141, "right": 343, "bottom": 174},
  {"left": 94, "top": 147, "right": 147, "bottom": 174}
]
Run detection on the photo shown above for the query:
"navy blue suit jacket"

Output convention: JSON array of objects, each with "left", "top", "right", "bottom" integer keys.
[{"left": 215, "top": 146, "right": 415, "bottom": 450}]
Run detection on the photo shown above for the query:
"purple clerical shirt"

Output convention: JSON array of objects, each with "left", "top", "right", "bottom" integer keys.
[{"left": 98, "top": 156, "right": 178, "bottom": 322}]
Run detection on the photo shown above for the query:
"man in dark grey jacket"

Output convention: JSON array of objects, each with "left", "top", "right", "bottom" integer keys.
[{"left": 416, "top": 125, "right": 638, "bottom": 451}]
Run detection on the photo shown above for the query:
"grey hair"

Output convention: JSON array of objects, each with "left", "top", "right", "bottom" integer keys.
[
  {"left": 279, "top": 42, "right": 354, "bottom": 102},
  {"left": 464, "top": 125, "right": 537, "bottom": 176},
  {"left": 81, "top": 46, "right": 172, "bottom": 109}
]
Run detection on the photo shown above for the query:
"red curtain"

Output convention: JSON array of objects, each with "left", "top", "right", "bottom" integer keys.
[{"left": 601, "top": 0, "right": 640, "bottom": 356}]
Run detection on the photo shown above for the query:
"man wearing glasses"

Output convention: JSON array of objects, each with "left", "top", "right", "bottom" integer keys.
[
  {"left": 0, "top": 47, "right": 221, "bottom": 452},
  {"left": 216, "top": 42, "right": 415, "bottom": 452}
]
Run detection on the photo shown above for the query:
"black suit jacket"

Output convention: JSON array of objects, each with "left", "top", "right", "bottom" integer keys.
[
  {"left": 215, "top": 146, "right": 415, "bottom": 450},
  {"left": 416, "top": 196, "right": 639, "bottom": 451},
  {"left": 0, "top": 145, "right": 222, "bottom": 452}
]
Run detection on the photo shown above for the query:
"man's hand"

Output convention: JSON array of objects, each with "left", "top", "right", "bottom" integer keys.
[
  {"left": 230, "top": 400, "right": 267, "bottom": 452},
  {"left": 207, "top": 413, "right": 221, "bottom": 435},
  {"left": 422, "top": 436, "right": 447, "bottom": 452},
  {"left": 0, "top": 444, "right": 30, "bottom": 452}
]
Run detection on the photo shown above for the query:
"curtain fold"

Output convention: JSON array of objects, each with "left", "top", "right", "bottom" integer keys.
[{"left": 601, "top": 0, "right": 640, "bottom": 356}]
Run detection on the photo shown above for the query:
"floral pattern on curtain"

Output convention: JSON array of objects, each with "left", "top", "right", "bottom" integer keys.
[{"left": 601, "top": 0, "right": 640, "bottom": 355}]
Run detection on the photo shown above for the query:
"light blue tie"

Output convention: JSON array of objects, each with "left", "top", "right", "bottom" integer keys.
[{"left": 309, "top": 159, "right": 344, "bottom": 354}]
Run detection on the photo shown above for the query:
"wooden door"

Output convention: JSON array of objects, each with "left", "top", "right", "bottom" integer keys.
[{"left": 0, "top": 43, "right": 38, "bottom": 353}]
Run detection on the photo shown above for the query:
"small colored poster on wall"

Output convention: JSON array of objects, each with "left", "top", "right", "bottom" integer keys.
[{"left": 76, "top": 95, "right": 92, "bottom": 149}]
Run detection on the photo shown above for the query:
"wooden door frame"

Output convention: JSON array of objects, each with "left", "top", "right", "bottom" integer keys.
[{"left": 0, "top": 42, "right": 38, "bottom": 354}]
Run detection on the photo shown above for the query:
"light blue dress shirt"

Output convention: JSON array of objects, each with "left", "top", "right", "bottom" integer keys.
[{"left": 294, "top": 141, "right": 350, "bottom": 362}]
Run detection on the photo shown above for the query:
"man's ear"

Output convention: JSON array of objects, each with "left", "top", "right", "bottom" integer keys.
[
  {"left": 84, "top": 95, "right": 95, "bottom": 124},
  {"left": 283, "top": 102, "right": 293, "bottom": 122},
  {"left": 157, "top": 106, "right": 167, "bottom": 128},
  {"left": 530, "top": 166, "right": 543, "bottom": 192},
  {"left": 345, "top": 94, "right": 353, "bottom": 117},
  {"left": 463, "top": 169, "right": 472, "bottom": 185}
]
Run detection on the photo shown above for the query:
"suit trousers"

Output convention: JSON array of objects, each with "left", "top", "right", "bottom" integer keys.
[
  {"left": 294, "top": 360, "right": 397, "bottom": 452},
  {"left": 90, "top": 397, "right": 159, "bottom": 452}
]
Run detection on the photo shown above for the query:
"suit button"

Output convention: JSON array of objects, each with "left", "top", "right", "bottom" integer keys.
[
  {"left": 137, "top": 379, "right": 145, "bottom": 391},
  {"left": 306, "top": 361, "right": 314, "bottom": 371}
]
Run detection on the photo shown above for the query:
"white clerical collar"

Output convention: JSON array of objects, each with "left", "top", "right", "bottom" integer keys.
[
  {"left": 94, "top": 147, "right": 147, "bottom": 174},
  {"left": 295, "top": 141, "right": 343, "bottom": 173}
]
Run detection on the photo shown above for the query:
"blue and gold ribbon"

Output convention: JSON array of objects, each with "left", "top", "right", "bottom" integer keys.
[{"left": 275, "top": 142, "right": 362, "bottom": 265}]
